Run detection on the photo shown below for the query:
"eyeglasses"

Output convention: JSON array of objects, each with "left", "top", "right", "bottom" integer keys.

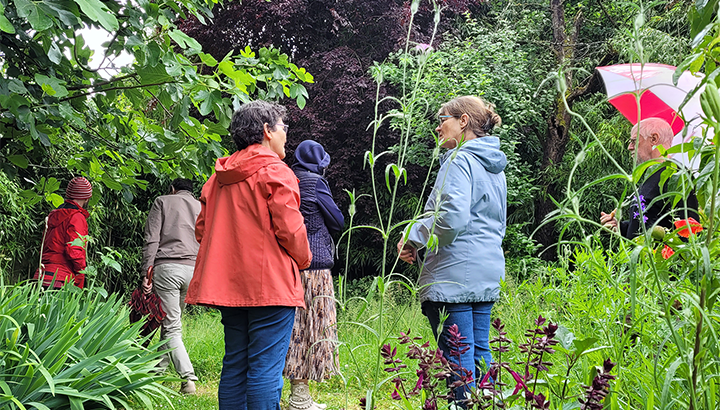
[
  {"left": 438, "top": 115, "right": 457, "bottom": 124},
  {"left": 274, "top": 123, "right": 289, "bottom": 133}
]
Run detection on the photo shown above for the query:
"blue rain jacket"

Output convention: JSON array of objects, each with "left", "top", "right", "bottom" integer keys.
[{"left": 406, "top": 136, "right": 507, "bottom": 303}]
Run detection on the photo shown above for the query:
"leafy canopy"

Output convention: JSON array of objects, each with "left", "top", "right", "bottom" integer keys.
[{"left": 0, "top": 0, "right": 312, "bottom": 204}]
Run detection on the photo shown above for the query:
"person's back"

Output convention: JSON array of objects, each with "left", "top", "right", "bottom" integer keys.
[
  {"left": 185, "top": 101, "right": 312, "bottom": 410},
  {"left": 142, "top": 178, "right": 201, "bottom": 394},
  {"left": 187, "top": 145, "right": 312, "bottom": 306},
  {"left": 35, "top": 177, "right": 93, "bottom": 289},
  {"left": 285, "top": 140, "right": 343, "bottom": 410},
  {"left": 142, "top": 188, "right": 201, "bottom": 272}
]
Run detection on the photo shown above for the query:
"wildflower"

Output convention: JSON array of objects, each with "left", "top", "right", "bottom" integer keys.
[
  {"left": 674, "top": 217, "right": 703, "bottom": 238},
  {"left": 631, "top": 195, "right": 648, "bottom": 223},
  {"left": 661, "top": 244, "right": 674, "bottom": 259},
  {"left": 415, "top": 43, "right": 433, "bottom": 52},
  {"left": 579, "top": 359, "right": 616, "bottom": 410}
]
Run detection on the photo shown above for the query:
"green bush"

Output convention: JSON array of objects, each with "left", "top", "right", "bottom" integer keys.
[{"left": 0, "top": 281, "right": 173, "bottom": 409}]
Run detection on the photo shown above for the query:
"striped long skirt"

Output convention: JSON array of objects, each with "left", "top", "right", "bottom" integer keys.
[{"left": 283, "top": 269, "right": 339, "bottom": 382}]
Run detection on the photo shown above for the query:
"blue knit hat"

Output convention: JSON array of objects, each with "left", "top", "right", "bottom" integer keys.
[{"left": 293, "top": 140, "right": 330, "bottom": 174}]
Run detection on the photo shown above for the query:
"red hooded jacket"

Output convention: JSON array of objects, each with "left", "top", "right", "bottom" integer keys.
[
  {"left": 33, "top": 200, "right": 89, "bottom": 288},
  {"left": 186, "top": 145, "right": 312, "bottom": 308}
]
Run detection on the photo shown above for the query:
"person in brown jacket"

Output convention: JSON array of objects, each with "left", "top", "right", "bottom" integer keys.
[{"left": 141, "top": 178, "right": 201, "bottom": 394}]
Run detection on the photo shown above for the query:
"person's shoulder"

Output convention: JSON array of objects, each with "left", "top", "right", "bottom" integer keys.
[{"left": 262, "top": 161, "right": 295, "bottom": 179}]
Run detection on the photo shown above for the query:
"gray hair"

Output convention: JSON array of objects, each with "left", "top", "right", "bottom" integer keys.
[
  {"left": 230, "top": 100, "right": 287, "bottom": 151},
  {"left": 632, "top": 118, "right": 674, "bottom": 147}
]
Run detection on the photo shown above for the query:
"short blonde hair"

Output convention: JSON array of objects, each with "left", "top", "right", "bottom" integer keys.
[{"left": 439, "top": 96, "right": 502, "bottom": 137}]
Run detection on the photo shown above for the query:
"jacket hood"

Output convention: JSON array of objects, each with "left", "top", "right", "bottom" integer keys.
[
  {"left": 215, "top": 145, "right": 282, "bottom": 185},
  {"left": 292, "top": 140, "right": 330, "bottom": 174},
  {"left": 445, "top": 136, "right": 507, "bottom": 174},
  {"left": 47, "top": 200, "right": 89, "bottom": 229}
]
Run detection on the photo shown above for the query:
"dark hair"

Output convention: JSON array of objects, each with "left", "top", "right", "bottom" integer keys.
[
  {"left": 170, "top": 178, "right": 193, "bottom": 192},
  {"left": 230, "top": 100, "right": 287, "bottom": 151},
  {"left": 439, "top": 96, "right": 502, "bottom": 137}
]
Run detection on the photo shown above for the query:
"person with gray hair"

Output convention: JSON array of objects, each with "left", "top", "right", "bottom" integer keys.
[
  {"left": 186, "top": 100, "right": 312, "bottom": 410},
  {"left": 600, "top": 117, "right": 698, "bottom": 238}
]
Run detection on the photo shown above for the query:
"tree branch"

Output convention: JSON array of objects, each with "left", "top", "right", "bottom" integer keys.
[
  {"left": 66, "top": 73, "right": 138, "bottom": 91},
  {"left": 566, "top": 51, "right": 618, "bottom": 103},
  {"left": 60, "top": 81, "right": 176, "bottom": 103},
  {"left": 72, "top": 26, "right": 123, "bottom": 74},
  {"left": 550, "top": 0, "right": 568, "bottom": 61}
]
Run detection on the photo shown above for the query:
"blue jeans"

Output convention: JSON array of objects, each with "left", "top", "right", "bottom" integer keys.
[
  {"left": 218, "top": 306, "right": 296, "bottom": 410},
  {"left": 422, "top": 301, "right": 494, "bottom": 403}
]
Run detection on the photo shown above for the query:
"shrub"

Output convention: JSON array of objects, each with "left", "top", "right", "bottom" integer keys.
[{"left": 0, "top": 281, "right": 172, "bottom": 409}]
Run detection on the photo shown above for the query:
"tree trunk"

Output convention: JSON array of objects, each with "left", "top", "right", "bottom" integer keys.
[
  {"left": 533, "top": 0, "right": 580, "bottom": 259},
  {"left": 533, "top": 0, "right": 616, "bottom": 258}
]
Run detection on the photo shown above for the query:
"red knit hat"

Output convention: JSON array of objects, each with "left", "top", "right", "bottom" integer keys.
[{"left": 66, "top": 177, "right": 93, "bottom": 200}]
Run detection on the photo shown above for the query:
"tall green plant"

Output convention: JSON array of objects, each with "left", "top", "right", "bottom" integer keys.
[
  {"left": 0, "top": 281, "right": 171, "bottom": 409},
  {"left": 538, "top": 3, "right": 720, "bottom": 407},
  {"left": 335, "top": 1, "right": 446, "bottom": 408}
]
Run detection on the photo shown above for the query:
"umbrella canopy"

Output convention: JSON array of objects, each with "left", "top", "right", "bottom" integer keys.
[{"left": 597, "top": 63, "right": 706, "bottom": 168}]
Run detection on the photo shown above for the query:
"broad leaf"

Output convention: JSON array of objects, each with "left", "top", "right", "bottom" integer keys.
[{"left": 73, "top": 0, "right": 119, "bottom": 31}]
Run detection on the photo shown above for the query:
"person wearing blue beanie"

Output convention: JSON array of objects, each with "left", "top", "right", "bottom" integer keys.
[{"left": 284, "top": 140, "right": 344, "bottom": 410}]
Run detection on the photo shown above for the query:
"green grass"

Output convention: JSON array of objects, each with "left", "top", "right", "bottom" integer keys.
[{"left": 164, "top": 291, "right": 435, "bottom": 410}]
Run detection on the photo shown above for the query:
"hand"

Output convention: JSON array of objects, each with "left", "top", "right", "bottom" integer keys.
[
  {"left": 600, "top": 209, "right": 618, "bottom": 231},
  {"left": 142, "top": 277, "right": 153, "bottom": 294},
  {"left": 397, "top": 238, "right": 417, "bottom": 265}
]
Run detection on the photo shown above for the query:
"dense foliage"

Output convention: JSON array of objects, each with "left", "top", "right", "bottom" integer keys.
[
  {"left": 180, "top": 0, "right": 493, "bottom": 278},
  {"left": 0, "top": 0, "right": 311, "bottom": 286},
  {"left": 0, "top": 282, "right": 170, "bottom": 409}
]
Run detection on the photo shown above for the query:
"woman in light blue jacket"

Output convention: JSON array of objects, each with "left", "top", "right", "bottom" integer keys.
[{"left": 398, "top": 95, "right": 506, "bottom": 404}]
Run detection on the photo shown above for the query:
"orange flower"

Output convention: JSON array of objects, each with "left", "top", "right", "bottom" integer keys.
[
  {"left": 674, "top": 217, "right": 703, "bottom": 238},
  {"left": 662, "top": 245, "right": 675, "bottom": 259}
]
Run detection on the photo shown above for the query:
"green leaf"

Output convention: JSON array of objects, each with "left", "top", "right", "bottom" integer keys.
[
  {"left": 169, "top": 29, "right": 201, "bottom": 51},
  {"left": 199, "top": 52, "right": 218, "bottom": 67},
  {"left": 73, "top": 0, "right": 119, "bottom": 31},
  {"left": 8, "top": 79, "right": 28, "bottom": 94},
  {"left": 102, "top": 175, "right": 123, "bottom": 190},
  {"left": 203, "top": 119, "right": 229, "bottom": 136},
  {"left": 137, "top": 64, "right": 173, "bottom": 85},
  {"left": 692, "top": 23, "right": 714, "bottom": 48},
  {"left": 16, "top": 0, "right": 53, "bottom": 31},
  {"left": 572, "top": 337, "right": 599, "bottom": 356},
  {"left": 0, "top": 14, "right": 15, "bottom": 34},
  {"left": 34, "top": 74, "right": 69, "bottom": 98},
  {"left": 555, "top": 325, "right": 575, "bottom": 350},
  {"left": 7, "top": 155, "right": 29, "bottom": 168},
  {"left": 48, "top": 42, "right": 63, "bottom": 64},
  {"left": 47, "top": 193, "right": 64, "bottom": 207},
  {"left": 297, "top": 94, "right": 306, "bottom": 109}
]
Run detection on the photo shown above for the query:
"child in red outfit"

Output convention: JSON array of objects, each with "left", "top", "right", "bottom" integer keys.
[{"left": 33, "top": 177, "right": 92, "bottom": 289}]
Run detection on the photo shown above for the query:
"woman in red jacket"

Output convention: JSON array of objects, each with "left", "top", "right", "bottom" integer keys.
[
  {"left": 186, "top": 100, "right": 312, "bottom": 410},
  {"left": 33, "top": 176, "right": 92, "bottom": 289}
]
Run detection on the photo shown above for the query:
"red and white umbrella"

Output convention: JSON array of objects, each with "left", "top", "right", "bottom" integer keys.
[{"left": 596, "top": 63, "right": 706, "bottom": 169}]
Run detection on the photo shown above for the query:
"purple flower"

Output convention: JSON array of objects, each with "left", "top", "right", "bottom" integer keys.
[{"left": 631, "top": 195, "right": 648, "bottom": 222}]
